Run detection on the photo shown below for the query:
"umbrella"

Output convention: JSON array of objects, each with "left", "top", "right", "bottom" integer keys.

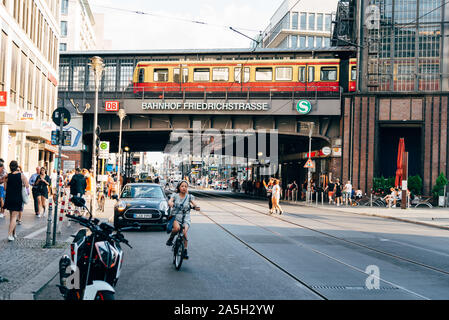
[{"left": 395, "top": 138, "right": 405, "bottom": 188}]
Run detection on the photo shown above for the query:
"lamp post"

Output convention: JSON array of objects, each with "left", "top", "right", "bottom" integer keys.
[
  {"left": 116, "top": 109, "right": 126, "bottom": 197},
  {"left": 307, "top": 123, "right": 314, "bottom": 205},
  {"left": 124, "top": 146, "right": 130, "bottom": 182},
  {"left": 89, "top": 56, "right": 104, "bottom": 217}
]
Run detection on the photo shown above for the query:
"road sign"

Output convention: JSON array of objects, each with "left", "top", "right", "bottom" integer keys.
[
  {"left": 51, "top": 130, "right": 72, "bottom": 146},
  {"left": 296, "top": 100, "right": 312, "bottom": 115},
  {"left": 105, "top": 101, "right": 119, "bottom": 111},
  {"left": 304, "top": 158, "right": 315, "bottom": 169},
  {"left": 98, "top": 141, "right": 110, "bottom": 159},
  {"left": 52, "top": 107, "right": 71, "bottom": 127}
]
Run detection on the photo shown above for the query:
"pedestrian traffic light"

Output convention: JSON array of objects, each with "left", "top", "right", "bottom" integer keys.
[{"left": 95, "top": 137, "right": 100, "bottom": 155}]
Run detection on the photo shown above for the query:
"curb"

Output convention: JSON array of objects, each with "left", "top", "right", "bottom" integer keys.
[{"left": 281, "top": 200, "right": 449, "bottom": 231}]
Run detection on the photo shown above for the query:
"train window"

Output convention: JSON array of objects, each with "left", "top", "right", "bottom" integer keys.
[
  {"left": 212, "top": 68, "right": 229, "bottom": 81},
  {"left": 154, "top": 69, "right": 169, "bottom": 82},
  {"left": 351, "top": 66, "right": 357, "bottom": 80},
  {"left": 308, "top": 66, "right": 315, "bottom": 82},
  {"left": 193, "top": 68, "right": 210, "bottom": 82},
  {"left": 320, "top": 67, "right": 337, "bottom": 81},
  {"left": 298, "top": 67, "right": 306, "bottom": 82},
  {"left": 138, "top": 68, "right": 145, "bottom": 82},
  {"left": 183, "top": 69, "right": 189, "bottom": 82},
  {"left": 255, "top": 67, "right": 272, "bottom": 81},
  {"left": 234, "top": 67, "right": 250, "bottom": 83},
  {"left": 174, "top": 68, "right": 180, "bottom": 83},
  {"left": 275, "top": 67, "right": 292, "bottom": 81}
]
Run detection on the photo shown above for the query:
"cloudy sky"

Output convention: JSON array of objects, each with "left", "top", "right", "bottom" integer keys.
[{"left": 90, "top": 0, "right": 282, "bottom": 50}]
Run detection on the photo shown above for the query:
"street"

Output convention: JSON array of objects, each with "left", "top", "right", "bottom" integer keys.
[{"left": 33, "top": 190, "right": 449, "bottom": 300}]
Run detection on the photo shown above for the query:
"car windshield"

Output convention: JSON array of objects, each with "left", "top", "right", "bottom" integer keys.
[{"left": 121, "top": 185, "right": 164, "bottom": 199}]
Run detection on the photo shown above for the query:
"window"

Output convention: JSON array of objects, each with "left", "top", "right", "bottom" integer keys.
[
  {"left": 19, "top": 51, "right": 26, "bottom": 107},
  {"left": 10, "top": 43, "right": 19, "bottom": 101},
  {"left": 275, "top": 67, "right": 292, "bottom": 81},
  {"left": 351, "top": 66, "right": 357, "bottom": 81},
  {"left": 103, "top": 61, "right": 116, "bottom": 91},
  {"left": 316, "top": 37, "right": 322, "bottom": 48},
  {"left": 61, "top": 21, "right": 67, "bottom": 37},
  {"left": 308, "top": 66, "right": 315, "bottom": 82},
  {"left": 59, "top": 43, "right": 67, "bottom": 51},
  {"left": 317, "top": 14, "right": 323, "bottom": 31},
  {"left": 234, "top": 67, "right": 249, "bottom": 83},
  {"left": 299, "top": 67, "right": 306, "bottom": 82},
  {"left": 72, "top": 62, "right": 85, "bottom": 91},
  {"left": 324, "top": 37, "right": 330, "bottom": 47},
  {"left": 300, "top": 12, "right": 307, "bottom": 30},
  {"left": 320, "top": 67, "right": 337, "bottom": 81},
  {"left": 61, "top": 0, "right": 68, "bottom": 14},
  {"left": 153, "top": 68, "right": 168, "bottom": 82},
  {"left": 138, "top": 68, "right": 145, "bottom": 83},
  {"left": 174, "top": 68, "right": 180, "bottom": 83},
  {"left": 299, "top": 36, "right": 306, "bottom": 48},
  {"left": 292, "top": 12, "right": 298, "bottom": 30},
  {"left": 193, "top": 68, "right": 210, "bottom": 82},
  {"left": 291, "top": 35, "right": 298, "bottom": 48},
  {"left": 0, "top": 31, "right": 6, "bottom": 91},
  {"left": 59, "top": 63, "right": 69, "bottom": 91},
  {"left": 119, "top": 60, "right": 134, "bottom": 91},
  {"left": 212, "top": 68, "right": 229, "bottom": 81},
  {"left": 325, "top": 14, "right": 332, "bottom": 31},
  {"left": 182, "top": 68, "right": 189, "bottom": 82},
  {"left": 308, "top": 36, "right": 314, "bottom": 48},
  {"left": 308, "top": 13, "right": 315, "bottom": 30},
  {"left": 255, "top": 68, "right": 272, "bottom": 81}
]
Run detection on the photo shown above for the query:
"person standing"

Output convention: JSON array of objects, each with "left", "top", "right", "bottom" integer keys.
[
  {"left": 4, "top": 161, "right": 29, "bottom": 241},
  {"left": 263, "top": 178, "right": 274, "bottom": 214},
  {"left": 34, "top": 167, "right": 51, "bottom": 218},
  {"left": 271, "top": 179, "right": 283, "bottom": 214},
  {"left": 344, "top": 180, "right": 353, "bottom": 206},
  {"left": 29, "top": 167, "right": 40, "bottom": 216},
  {"left": 0, "top": 163, "right": 7, "bottom": 219},
  {"left": 325, "top": 179, "right": 335, "bottom": 205},
  {"left": 335, "top": 178, "right": 343, "bottom": 206}
]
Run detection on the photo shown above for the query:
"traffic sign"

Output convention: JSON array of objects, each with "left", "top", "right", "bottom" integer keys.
[
  {"left": 52, "top": 107, "right": 71, "bottom": 127},
  {"left": 322, "top": 146, "right": 332, "bottom": 156},
  {"left": 296, "top": 100, "right": 312, "bottom": 115},
  {"left": 98, "top": 141, "right": 110, "bottom": 159},
  {"left": 304, "top": 158, "right": 315, "bottom": 169},
  {"left": 51, "top": 130, "right": 72, "bottom": 146}
]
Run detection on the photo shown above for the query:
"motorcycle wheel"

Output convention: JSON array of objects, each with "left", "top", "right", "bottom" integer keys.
[{"left": 95, "top": 291, "right": 115, "bottom": 300}]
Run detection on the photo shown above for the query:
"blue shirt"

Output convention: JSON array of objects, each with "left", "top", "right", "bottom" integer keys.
[{"left": 29, "top": 173, "right": 39, "bottom": 187}]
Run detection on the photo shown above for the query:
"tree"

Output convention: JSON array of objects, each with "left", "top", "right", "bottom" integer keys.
[
  {"left": 407, "top": 175, "right": 422, "bottom": 196},
  {"left": 432, "top": 173, "right": 448, "bottom": 199}
]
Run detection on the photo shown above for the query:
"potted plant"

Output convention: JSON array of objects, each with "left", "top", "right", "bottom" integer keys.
[{"left": 432, "top": 173, "right": 448, "bottom": 207}]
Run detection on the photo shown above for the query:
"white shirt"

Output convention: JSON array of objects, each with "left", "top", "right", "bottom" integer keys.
[{"left": 345, "top": 183, "right": 352, "bottom": 193}]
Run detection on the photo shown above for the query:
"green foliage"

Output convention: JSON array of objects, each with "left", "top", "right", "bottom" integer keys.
[
  {"left": 373, "top": 176, "right": 395, "bottom": 194},
  {"left": 407, "top": 175, "right": 422, "bottom": 196},
  {"left": 432, "top": 173, "right": 448, "bottom": 198}
]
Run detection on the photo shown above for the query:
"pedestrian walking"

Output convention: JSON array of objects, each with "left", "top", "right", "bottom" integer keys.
[
  {"left": 344, "top": 180, "right": 353, "bottom": 206},
  {"left": 29, "top": 167, "right": 40, "bottom": 216},
  {"left": 263, "top": 178, "right": 274, "bottom": 214},
  {"left": 17, "top": 166, "right": 25, "bottom": 224},
  {"left": 325, "top": 179, "right": 335, "bottom": 204},
  {"left": 0, "top": 162, "right": 7, "bottom": 219},
  {"left": 335, "top": 178, "right": 343, "bottom": 206},
  {"left": 271, "top": 179, "right": 283, "bottom": 214},
  {"left": 4, "top": 161, "right": 29, "bottom": 241},
  {"left": 34, "top": 167, "right": 51, "bottom": 217}
]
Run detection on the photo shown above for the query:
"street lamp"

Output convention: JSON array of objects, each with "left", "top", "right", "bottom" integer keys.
[
  {"left": 116, "top": 109, "right": 126, "bottom": 197},
  {"left": 88, "top": 56, "right": 104, "bottom": 216},
  {"left": 124, "top": 146, "right": 130, "bottom": 182},
  {"left": 307, "top": 122, "right": 314, "bottom": 205}
]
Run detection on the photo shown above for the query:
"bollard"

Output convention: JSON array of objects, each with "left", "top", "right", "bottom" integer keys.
[
  {"left": 316, "top": 192, "right": 318, "bottom": 206},
  {"left": 57, "top": 195, "right": 67, "bottom": 234},
  {"left": 321, "top": 192, "right": 324, "bottom": 206},
  {"left": 45, "top": 197, "right": 53, "bottom": 247},
  {"left": 370, "top": 193, "right": 373, "bottom": 207}
]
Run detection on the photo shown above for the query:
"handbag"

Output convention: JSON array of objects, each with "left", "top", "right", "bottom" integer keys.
[{"left": 21, "top": 174, "right": 29, "bottom": 204}]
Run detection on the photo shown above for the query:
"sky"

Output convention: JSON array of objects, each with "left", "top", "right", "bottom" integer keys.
[{"left": 90, "top": 0, "right": 283, "bottom": 50}]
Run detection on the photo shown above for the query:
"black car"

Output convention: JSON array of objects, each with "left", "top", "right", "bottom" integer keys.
[{"left": 113, "top": 183, "right": 170, "bottom": 230}]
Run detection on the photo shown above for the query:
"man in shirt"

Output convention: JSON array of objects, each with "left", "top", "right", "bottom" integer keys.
[{"left": 29, "top": 167, "right": 41, "bottom": 216}]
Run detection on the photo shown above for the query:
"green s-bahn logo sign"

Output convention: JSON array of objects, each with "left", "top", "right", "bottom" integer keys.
[{"left": 296, "top": 100, "right": 312, "bottom": 115}]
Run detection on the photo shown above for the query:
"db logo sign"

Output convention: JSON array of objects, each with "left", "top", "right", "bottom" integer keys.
[
  {"left": 105, "top": 101, "right": 119, "bottom": 111},
  {"left": 0, "top": 92, "right": 7, "bottom": 107}
]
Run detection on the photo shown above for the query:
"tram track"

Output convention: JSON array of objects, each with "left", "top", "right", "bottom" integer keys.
[
  {"left": 189, "top": 190, "right": 449, "bottom": 299},
  {"left": 195, "top": 190, "right": 449, "bottom": 278}
]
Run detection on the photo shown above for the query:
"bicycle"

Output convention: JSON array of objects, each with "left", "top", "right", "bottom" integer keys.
[{"left": 171, "top": 205, "right": 199, "bottom": 271}]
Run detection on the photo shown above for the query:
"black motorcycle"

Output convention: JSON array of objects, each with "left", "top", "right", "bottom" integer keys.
[{"left": 58, "top": 196, "right": 139, "bottom": 300}]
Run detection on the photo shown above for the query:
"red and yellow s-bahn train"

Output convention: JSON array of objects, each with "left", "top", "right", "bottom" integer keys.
[{"left": 133, "top": 58, "right": 357, "bottom": 94}]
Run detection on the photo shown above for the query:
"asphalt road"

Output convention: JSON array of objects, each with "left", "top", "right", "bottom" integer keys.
[{"left": 35, "top": 190, "right": 449, "bottom": 300}]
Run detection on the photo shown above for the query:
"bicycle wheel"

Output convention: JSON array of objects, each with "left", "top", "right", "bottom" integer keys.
[{"left": 173, "top": 238, "right": 184, "bottom": 270}]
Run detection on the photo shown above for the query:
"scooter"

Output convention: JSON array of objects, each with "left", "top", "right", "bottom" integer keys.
[{"left": 58, "top": 196, "right": 139, "bottom": 300}]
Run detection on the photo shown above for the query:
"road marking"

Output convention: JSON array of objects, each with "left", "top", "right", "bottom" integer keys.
[{"left": 24, "top": 227, "right": 47, "bottom": 239}]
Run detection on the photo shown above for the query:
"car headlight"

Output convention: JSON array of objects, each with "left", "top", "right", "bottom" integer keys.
[
  {"left": 117, "top": 201, "right": 127, "bottom": 212},
  {"left": 159, "top": 201, "right": 168, "bottom": 214}
]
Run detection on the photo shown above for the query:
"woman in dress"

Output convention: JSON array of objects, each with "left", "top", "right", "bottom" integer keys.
[
  {"left": 263, "top": 178, "right": 274, "bottom": 214},
  {"left": 4, "top": 161, "right": 29, "bottom": 241},
  {"left": 335, "top": 178, "right": 343, "bottom": 206},
  {"left": 34, "top": 167, "right": 51, "bottom": 217},
  {"left": 271, "top": 179, "right": 284, "bottom": 214},
  {"left": 166, "top": 181, "right": 200, "bottom": 260}
]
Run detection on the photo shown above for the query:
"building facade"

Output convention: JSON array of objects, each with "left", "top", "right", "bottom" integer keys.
[
  {"left": 335, "top": 0, "right": 449, "bottom": 196},
  {"left": 255, "top": 0, "right": 338, "bottom": 49},
  {"left": 0, "top": 0, "right": 60, "bottom": 176}
]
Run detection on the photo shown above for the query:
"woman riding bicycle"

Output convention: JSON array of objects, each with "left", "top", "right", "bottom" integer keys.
[{"left": 166, "top": 180, "right": 200, "bottom": 259}]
